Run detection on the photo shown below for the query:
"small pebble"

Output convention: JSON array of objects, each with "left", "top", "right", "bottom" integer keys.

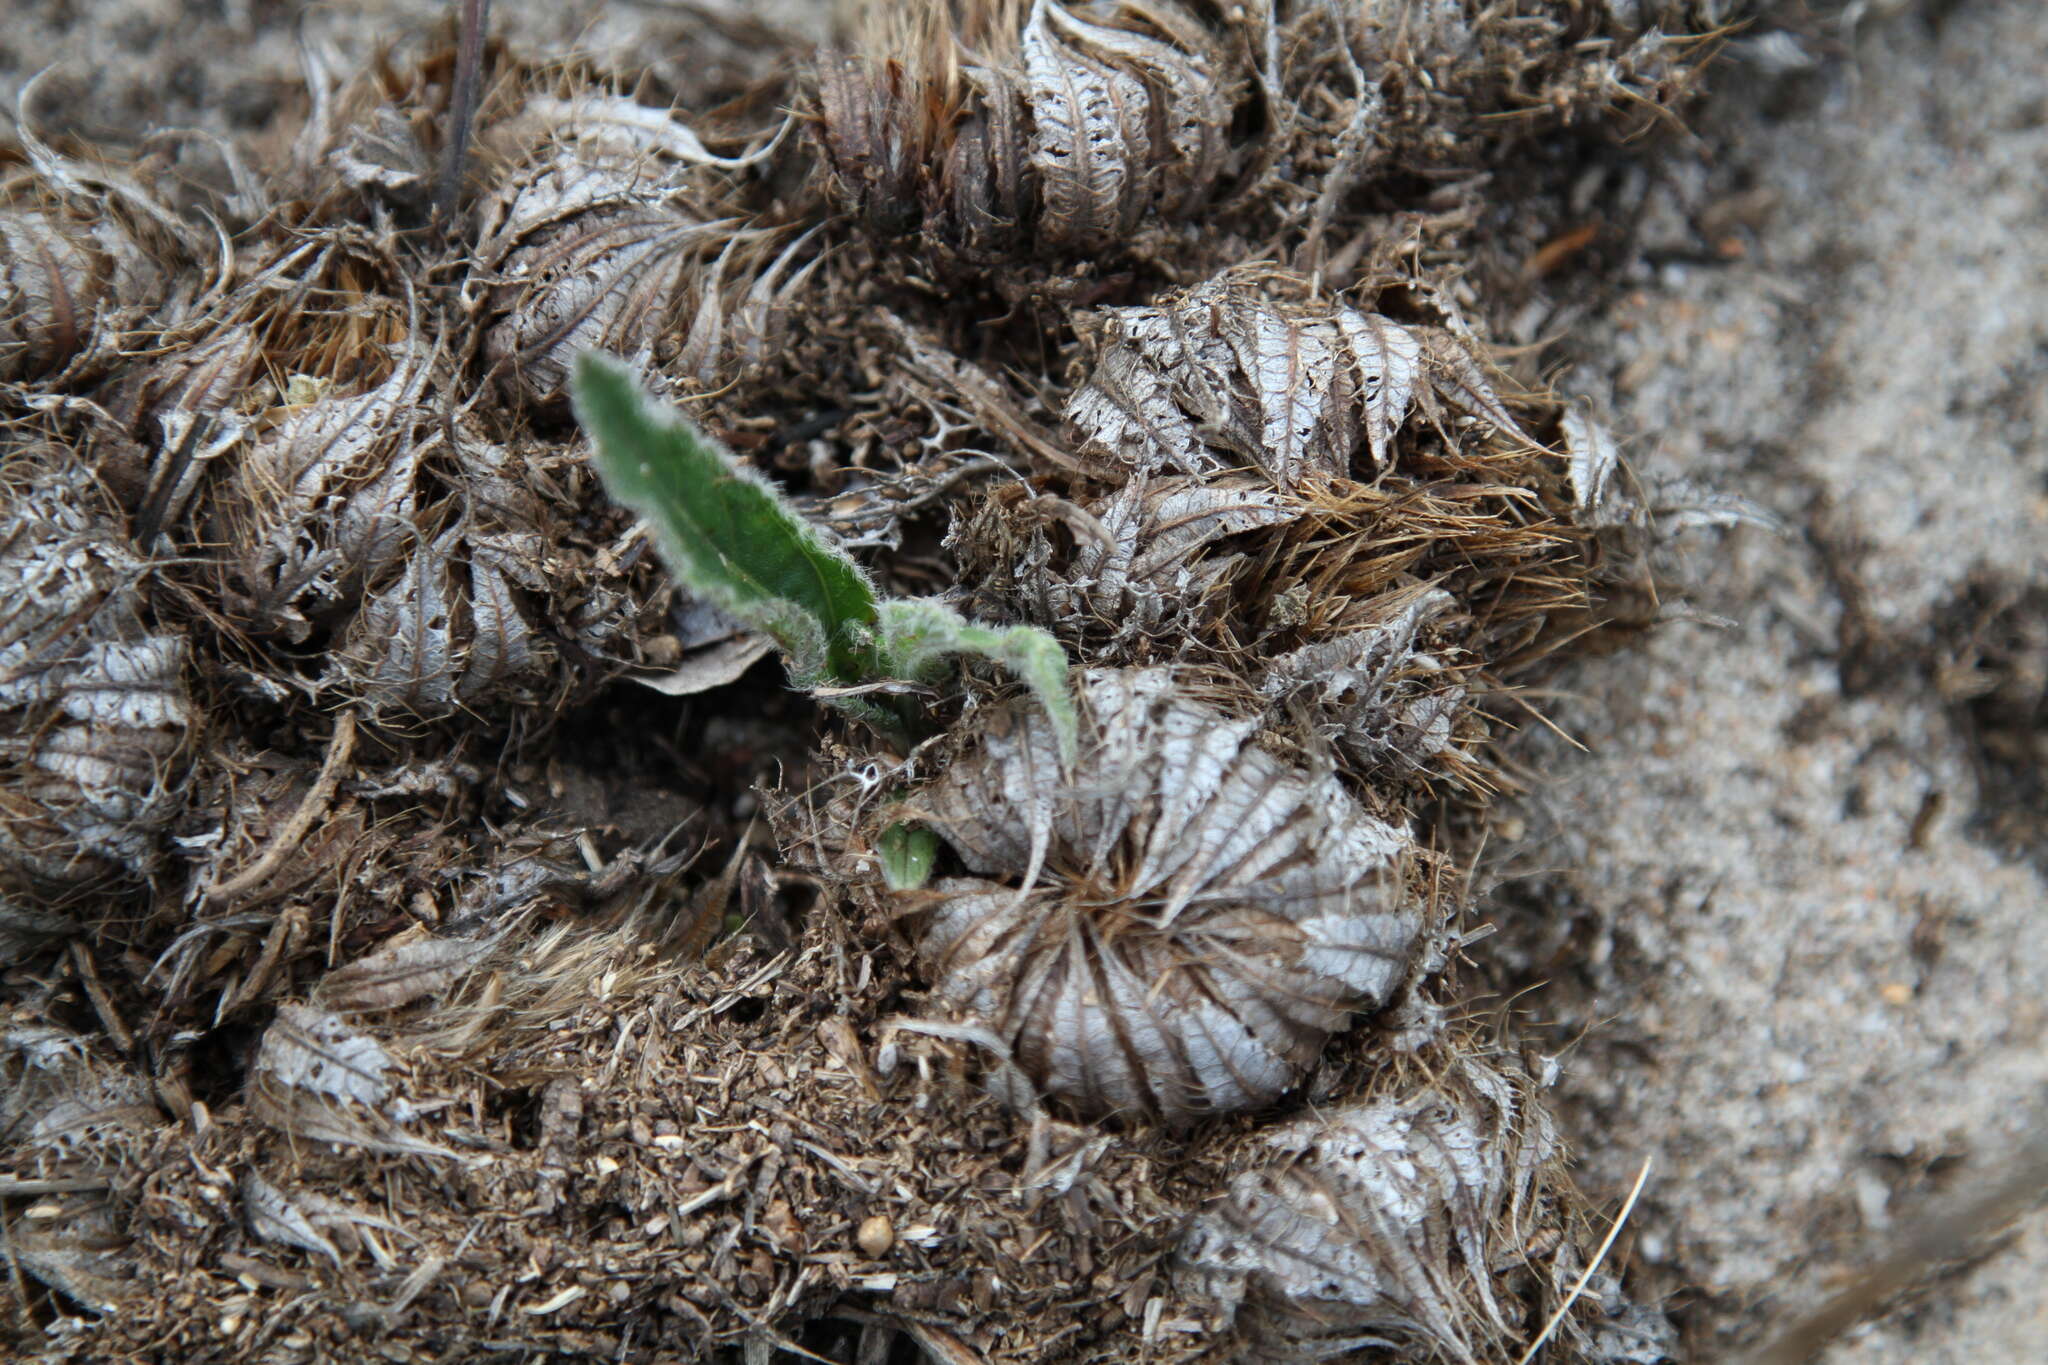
[{"left": 857, "top": 1213, "right": 894, "bottom": 1259}]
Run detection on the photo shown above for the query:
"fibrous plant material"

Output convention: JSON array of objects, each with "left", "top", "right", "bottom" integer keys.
[
  {"left": 900, "top": 667, "right": 1429, "bottom": 1122},
  {"left": 0, "top": 0, "right": 1778, "bottom": 1356}
]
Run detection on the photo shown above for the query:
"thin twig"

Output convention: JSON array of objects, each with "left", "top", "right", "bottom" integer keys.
[
  {"left": 1517, "top": 1156, "right": 1653, "bottom": 1365},
  {"left": 205, "top": 710, "right": 356, "bottom": 902}
]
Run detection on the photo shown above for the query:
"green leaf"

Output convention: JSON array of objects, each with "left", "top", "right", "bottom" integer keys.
[
  {"left": 878, "top": 822, "right": 940, "bottom": 891},
  {"left": 876, "top": 600, "right": 1078, "bottom": 766},
  {"left": 572, "top": 353, "right": 879, "bottom": 684}
]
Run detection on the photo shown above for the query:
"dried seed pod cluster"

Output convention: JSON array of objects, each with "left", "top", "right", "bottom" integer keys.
[{"left": 906, "top": 668, "right": 1430, "bottom": 1122}]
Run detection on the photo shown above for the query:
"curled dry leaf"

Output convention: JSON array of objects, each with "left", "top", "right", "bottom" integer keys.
[
  {"left": 0, "top": 186, "right": 168, "bottom": 382},
  {"left": 248, "top": 1003, "right": 454, "bottom": 1159},
  {"left": 2, "top": 1025, "right": 158, "bottom": 1153},
  {"left": 902, "top": 668, "right": 1428, "bottom": 1122},
  {"left": 0, "top": 463, "right": 192, "bottom": 910},
  {"left": 7, "top": 1192, "right": 136, "bottom": 1314},
  {"left": 1068, "top": 273, "right": 1477, "bottom": 488},
  {"left": 254, "top": 1004, "right": 393, "bottom": 1107},
  {"left": 474, "top": 91, "right": 812, "bottom": 402},
  {"left": 986, "top": 475, "right": 1307, "bottom": 656},
  {"left": 1177, "top": 1056, "right": 1574, "bottom": 1363},
  {"left": 316, "top": 931, "right": 499, "bottom": 1014},
  {"left": 816, "top": 0, "right": 1240, "bottom": 260}
]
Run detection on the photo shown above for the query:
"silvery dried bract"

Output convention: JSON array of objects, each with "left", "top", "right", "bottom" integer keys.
[
  {"left": 817, "top": 0, "right": 1240, "bottom": 259},
  {"left": 474, "top": 92, "right": 808, "bottom": 401},
  {"left": 905, "top": 668, "right": 1428, "bottom": 1122},
  {"left": 1067, "top": 272, "right": 1518, "bottom": 489},
  {"left": 1259, "top": 589, "right": 1469, "bottom": 782},
  {"left": 0, "top": 464, "right": 192, "bottom": 905},
  {"left": 1177, "top": 1057, "right": 1565, "bottom": 1363}
]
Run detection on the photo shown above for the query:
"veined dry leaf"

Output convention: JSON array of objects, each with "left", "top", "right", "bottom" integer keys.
[
  {"left": 904, "top": 669, "right": 1427, "bottom": 1122},
  {"left": 8, "top": 1194, "right": 135, "bottom": 1314},
  {"left": 1022, "top": 0, "right": 1155, "bottom": 251},
  {"left": 329, "top": 534, "right": 460, "bottom": 716},
  {"left": 1562, "top": 404, "right": 1623, "bottom": 525},
  {"left": 1067, "top": 274, "right": 1451, "bottom": 487},
  {"left": 316, "top": 931, "right": 498, "bottom": 1013},
  {"left": 0, "top": 197, "right": 167, "bottom": 382},
  {"left": 241, "top": 1171, "right": 342, "bottom": 1266},
  {"left": 254, "top": 1004, "right": 392, "bottom": 1106},
  {"left": 0, "top": 464, "right": 192, "bottom": 901},
  {"left": 1177, "top": 1057, "right": 1563, "bottom": 1363},
  {"left": 1032, "top": 476, "right": 1305, "bottom": 649}
]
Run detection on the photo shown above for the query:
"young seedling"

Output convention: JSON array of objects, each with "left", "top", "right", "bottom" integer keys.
[{"left": 571, "top": 352, "right": 1078, "bottom": 823}]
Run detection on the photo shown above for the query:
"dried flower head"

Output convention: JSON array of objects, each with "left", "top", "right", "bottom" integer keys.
[{"left": 901, "top": 668, "right": 1431, "bottom": 1122}]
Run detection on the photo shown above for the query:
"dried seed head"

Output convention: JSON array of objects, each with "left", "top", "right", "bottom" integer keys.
[
  {"left": 903, "top": 668, "right": 1430, "bottom": 1122},
  {"left": 0, "top": 463, "right": 192, "bottom": 907},
  {"left": 1067, "top": 270, "right": 1523, "bottom": 489},
  {"left": 1177, "top": 1057, "right": 1569, "bottom": 1363}
]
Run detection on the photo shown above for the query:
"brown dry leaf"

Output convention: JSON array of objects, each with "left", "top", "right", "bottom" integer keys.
[
  {"left": 1258, "top": 589, "right": 1468, "bottom": 780},
  {"left": 7, "top": 1193, "right": 136, "bottom": 1314},
  {"left": 904, "top": 669, "right": 1428, "bottom": 1122},
  {"left": 1033, "top": 475, "right": 1305, "bottom": 651},
  {"left": 1021, "top": 0, "right": 1155, "bottom": 252},
  {"left": 253, "top": 1004, "right": 392, "bottom": 1106},
  {"left": 241, "top": 1171, "right": 343, "bottom": 1267},
  {"left": 315, "top": 932, "right": 499, "bottom": 1013},
  {"left": 0, "top": 463, "right": 192, "bottom": 904}
]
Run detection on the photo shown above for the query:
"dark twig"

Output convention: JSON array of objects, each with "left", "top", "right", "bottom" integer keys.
[{"left": 436, "top": 0, "right": 491, "bottom": 229}]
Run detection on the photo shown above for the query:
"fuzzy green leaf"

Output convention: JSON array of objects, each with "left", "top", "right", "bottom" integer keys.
[
  {"left": 877, "top": 600, "right": 1078, "bottom": 765},
  {"left": 572, "top": 353, "right": 878, "bottom": 684}
]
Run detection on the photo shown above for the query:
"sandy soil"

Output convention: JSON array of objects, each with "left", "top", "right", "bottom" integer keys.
[{"left": 1497, "top": 2, "right": 2048, "bottom": 1357}]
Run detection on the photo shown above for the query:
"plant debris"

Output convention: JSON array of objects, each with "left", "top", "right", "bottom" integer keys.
[{"left": 0, "top": 0, "right": 1815, "bottom": 1358}]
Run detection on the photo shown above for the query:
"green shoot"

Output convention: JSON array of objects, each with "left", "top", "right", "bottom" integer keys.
[{"left": 573, "top": 353, "right": 1077, "bottom": 762}]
